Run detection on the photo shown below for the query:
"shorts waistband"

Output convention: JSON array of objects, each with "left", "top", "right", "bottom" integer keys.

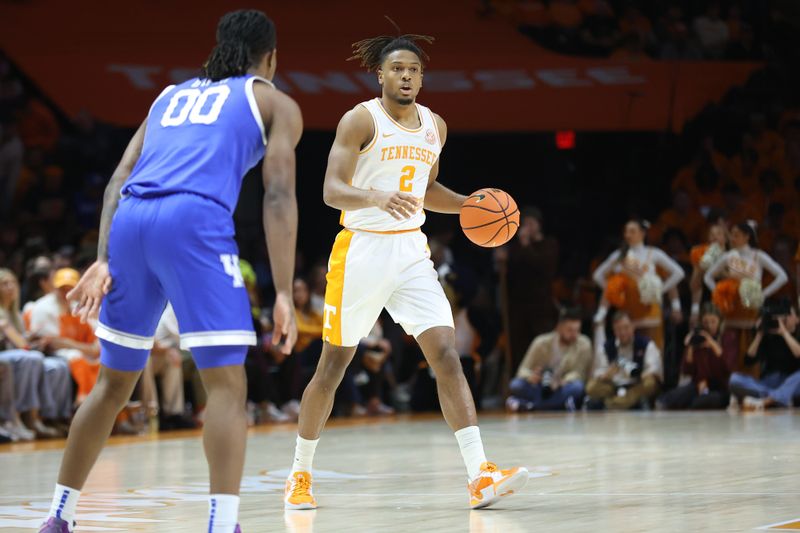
[{"left": 346, "top": 227, "right": 421, "bottom": 235}]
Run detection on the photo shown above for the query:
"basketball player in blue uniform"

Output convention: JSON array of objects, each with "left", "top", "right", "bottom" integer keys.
[{"left": 39, "top": 11, "right": 301, "bottom": 533}]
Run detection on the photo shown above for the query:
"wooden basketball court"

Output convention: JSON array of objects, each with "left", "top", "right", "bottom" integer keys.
[{"left": 0, "top": 411, "right": 798, "bottom": 532}]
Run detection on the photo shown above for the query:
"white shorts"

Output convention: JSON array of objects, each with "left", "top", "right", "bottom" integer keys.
[{"left": 322, "top": 228, "right": 455, "bottom": 347}]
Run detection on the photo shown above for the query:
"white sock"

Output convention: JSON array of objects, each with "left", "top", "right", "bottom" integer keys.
[
  {"left": 291, "top": 435, "right": 319, "bottom": 474},
  {"left": 455, "top": 426, "right": 487, "bottom": 480},
  {"left": 47, "top": 484, "right": 80, "bottom": 527},
  {"left": 208, "top": 494, "right": 239, "bottom": 533}
]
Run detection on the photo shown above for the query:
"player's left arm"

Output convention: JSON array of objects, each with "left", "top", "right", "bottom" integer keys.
[
  {"left": 423, "top": 114, "right": 467, "bottom": 214},
  {"left": 69, "top": 120, "right": 147, "bottom": 323}
]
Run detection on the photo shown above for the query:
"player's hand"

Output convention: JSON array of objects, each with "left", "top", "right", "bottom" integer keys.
[
  {"left": 272, "top": 291, "right": 297, "bottom": 355},
  {"left": 67, "top": 260, "right": 112, "bottom": 324},
  {"left": 373, "top": 191, "right": 421, "bottom": 220}
]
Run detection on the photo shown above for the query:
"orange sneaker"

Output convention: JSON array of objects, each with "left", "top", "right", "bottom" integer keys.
[
  {"left": 284, "top": 471, "right": 317, "bottom": 510},
  {"left": 468, "top": 462, "right": 528, "bottom": 509}
]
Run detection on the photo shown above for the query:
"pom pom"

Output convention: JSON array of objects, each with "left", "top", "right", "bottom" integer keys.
[
  {"left": 712, "top": 278, "right": 740, "bottom": 315},
  {"left": 637, "top": 272, "right": 664, "bottom": 305},
  {"left": 605, "top": 273, "right": 633, "bottom": 308},
  {"left": 699, "top": 242, "right": 724, "bottom": 271},
  {"left": 738, "top": 278, "right": 764, "bottom": 310},
  {"left": 690, "top": 244, "right": 708, "bottom": 267}
]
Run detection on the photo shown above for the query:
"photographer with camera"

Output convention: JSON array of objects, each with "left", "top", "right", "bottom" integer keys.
[
  {"left": 659, "top": 304, "right": 735, "bottom": 409},
  {"left": 587, "top": 312, "right": 662, "bottom": 409},
  {"left": 729, "top": 300, "right": 800, "bottom": 410}
]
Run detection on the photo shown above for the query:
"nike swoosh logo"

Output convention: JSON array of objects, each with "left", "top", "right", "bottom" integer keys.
[{"left": 382, "top": 133, "right": 396, "bottom": 138}]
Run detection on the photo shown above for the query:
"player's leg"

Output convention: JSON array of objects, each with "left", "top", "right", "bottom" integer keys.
[
  {"left": 284, "top": 343, "right": 357, "bottom": 510},
  {"left": 386, "top": 232, "right": 528, "bottom": 510},
  {"left": 192, "top": 349, "right": 248, "bottom": 528},
  {"left": 416, "top": 326, "right": 478, "bottom": 430},
  {"left": 296, "top": 343, "right": 358, "bottom": 441},
  {"left": 42, "top": 197, "right": 165, "bottom": 533},
  {"left": 287, "top": 230, "right": 387, "bottom": 510},
  {"left": 55, "top": 361, "right": 144, "bottom": 487},
  {"left": 151, "top": 194, "right": 256, "bottom": 533}
]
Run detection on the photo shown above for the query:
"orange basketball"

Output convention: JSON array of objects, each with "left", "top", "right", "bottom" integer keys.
[{"left": 459, "top": 188, "right": 520, "bottom": 247}]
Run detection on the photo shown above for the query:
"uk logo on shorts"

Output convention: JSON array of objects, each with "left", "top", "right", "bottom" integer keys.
[{"left": 220, "top": 254, "right": 245, "bottom": 288}]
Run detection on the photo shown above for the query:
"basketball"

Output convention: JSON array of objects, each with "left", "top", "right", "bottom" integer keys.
[{"left": 459, "top": 188, "right": 520, "bottom": 247}]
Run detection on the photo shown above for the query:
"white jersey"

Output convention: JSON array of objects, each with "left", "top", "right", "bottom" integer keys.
[{"left": 341, "top": 98, "right": 443, "bottom": 232}]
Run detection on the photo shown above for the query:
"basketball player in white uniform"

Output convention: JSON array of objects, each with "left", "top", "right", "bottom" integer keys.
[{"left": 283, "top": 32, "right": 529, "bottom": 511}]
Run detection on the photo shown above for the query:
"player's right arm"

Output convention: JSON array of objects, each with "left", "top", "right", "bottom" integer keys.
[
  {"left": 256, "top": 85, "right": 302, "bottom": 354},
  {"left": 69, "top": 120, "right": 147, "bottom": 322},
  {"left": 322, "top": 107, "right": 419, "bottom": 220}
]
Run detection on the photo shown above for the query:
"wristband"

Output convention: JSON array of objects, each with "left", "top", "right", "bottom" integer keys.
[
  {"left": 690, "top": 302, "right": 699, "bottom": 315},
  {"left": 671, "top": 299, "right": 681, "bottom": 312}
]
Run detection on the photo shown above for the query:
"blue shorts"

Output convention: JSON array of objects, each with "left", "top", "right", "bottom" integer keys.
[{"left": 96, "top": 193, "right": 255, "bottom": 370}]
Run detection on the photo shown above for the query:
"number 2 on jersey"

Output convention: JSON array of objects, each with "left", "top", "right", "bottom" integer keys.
[
  {"left": 399, "top": 165, "right": 416, "bottom": 192},
  {"left": 161, "top": 86, "right": 231, "bottom": 127}
]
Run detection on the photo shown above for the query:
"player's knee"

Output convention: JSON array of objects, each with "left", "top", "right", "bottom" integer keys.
[
  {"left": 314, "top": 346, "right": 355, "bottom": 388},
  {"left": 426, "top": 347, "right": 461, "bottom": 374},
  {"left": 94, "top": 368, "right": 139, "bottom": 407},
  {"left": 315, "top": 358, "right": 349, "bottom": 389},
  {"left": 199, "top": 364, "right": 247, "bottom": 404}
]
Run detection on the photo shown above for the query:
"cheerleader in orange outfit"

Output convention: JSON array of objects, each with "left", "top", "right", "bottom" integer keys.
[
  {"left": 704, "top": 221, "right": 788, "bottom": 369},
  {"left": 688, "top": 223, "right": 729, "bottom": 326},
  {"left": 593, "top": 219, "right": 686, "bottom": 351}
]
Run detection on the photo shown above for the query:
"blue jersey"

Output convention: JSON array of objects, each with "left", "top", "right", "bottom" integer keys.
[{"left": 122, "top": 75, "right": 269, "bottom": 213}]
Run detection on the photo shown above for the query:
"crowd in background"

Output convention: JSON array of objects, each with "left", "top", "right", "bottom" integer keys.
[
  {"left": 1, "top": 1, "right": 800, "bottom": 441},
  {"left": 484, "top": 0, "right": 772, "bottom": 61}
]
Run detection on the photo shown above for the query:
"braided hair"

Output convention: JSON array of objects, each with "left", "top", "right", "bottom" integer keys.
[
  {"left": 348, "top": 17, "right": 433, "bottom": 71},
  {"left": 202, "top": 10, "right": 276, "bottom": 81}
]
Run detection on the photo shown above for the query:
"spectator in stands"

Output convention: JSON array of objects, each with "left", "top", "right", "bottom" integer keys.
[
  {"left": 308, "top": 263, "right": 327, "bottom": 316},
  {"left": 29, "top": 268, "right": 100, "bottom": 405},
  {"left": 548, "top": 0, "right": 583, "bottom": 49},
  {"left": 659, "top": 304, "right": 734, "bottom": 409},
  {"left": 726, "top": 22, "right": 760, "bottom": 60},
  {"left": 587, "top": 311, "right": 662, "bottom": 409},
  {"left": 0, "top": 117, "right": 23, "bottom": 214},
  {"left": 141, "top": 304, "right": 195, "bottom": 431},
  {"left": 578, "top": 3, "right": 618, "bottom": 57},
  {"left": 750, "top": 113, "right": 784, "bottom": 167},
  {"left": 704, "top": 222, "right": 787, "bottom": 368},
  {"left": 650, "top": 189, "right": 706, "bottom": 246},
  {"left": 618, "top": 5, "right": 654, "bottom": 46},
  {"left": 356, "top": 321, "right": 395, "bottom": 416},
  {"left": 593, "top": 219, "right": 685, "bottom": 351},
  {"left": 730, "top": 303, "right": 800, "bottom": 409},
  {"left": 0, "top": 355, "right": 37, "bottom": 442},
  {"left": 610, "top": 31, "right": 648, "bottom": 61},
  {"left": 0, "top": 268, "right": 70, "bottom": 437},
  {"left": 495, "top": 206, "right": 559, "bottom": 370},
  {"left": 0, "top": 52, "right": 24, "bottom": 109},
  {"left": 0, "top": 360, "right": 25, "bottom": 442},
  {"left": 13, "top": 147, "right": 64, "bottom": 215},
  {"left": 693, "top": 2, "right": 730, "bottom": 59},
  {"left": 21, "top": 255, "right": 53, "bottom": 320},
  {"left": 506, "top": 307, "right": 592, "bottom": 412},
  {"left": 657, "top": 5, "right": 703, "bottom": 60},
  {"left": 720, "top": 183, "right": 761, "bottom": 226},
  {"left": 15, "top": 95, "right": 59, "bottom": 152}
]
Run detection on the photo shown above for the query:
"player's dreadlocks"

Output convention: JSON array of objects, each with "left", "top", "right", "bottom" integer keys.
[
  {"left": 348, "top": 17, "right": 434, "bottom": 72},
  {"left": 202, "top": 10, "right": 276, "bottom": 81}
]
